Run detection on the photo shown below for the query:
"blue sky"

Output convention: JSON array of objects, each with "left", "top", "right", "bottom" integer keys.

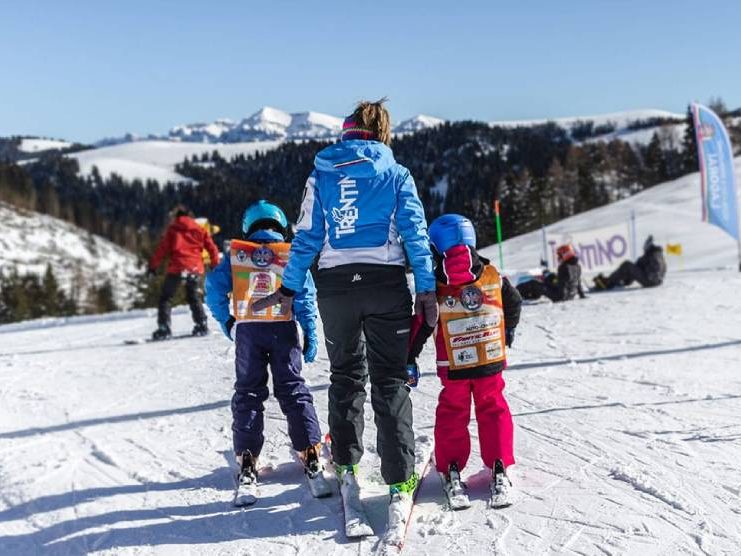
[{"left": 2, "top": 0, "right": 740, "bottom": 143}]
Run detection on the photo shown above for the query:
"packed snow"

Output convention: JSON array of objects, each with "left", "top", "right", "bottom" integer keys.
[
  {"left": 1, "top": 165, "right": 740, "bottom": 554},
  {"left": 0, "top": 202, "right": 140, "bottom": 308}
]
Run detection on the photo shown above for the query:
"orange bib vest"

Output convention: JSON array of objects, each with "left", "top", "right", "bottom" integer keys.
[
  {"left": 436, "top": 265, "right": 506, "bottom": 372},
  {"left": 230, "top": 239, "right": 293, "bottom": 323}
]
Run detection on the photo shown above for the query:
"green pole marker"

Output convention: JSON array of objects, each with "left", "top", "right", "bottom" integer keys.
[{"left": 494, "top": 200, "right": 504, "bottom": 270}]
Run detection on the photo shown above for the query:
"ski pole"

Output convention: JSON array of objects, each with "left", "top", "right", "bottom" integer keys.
[{"left": 494, "top": 200, "right": 504, "bottom": 270}]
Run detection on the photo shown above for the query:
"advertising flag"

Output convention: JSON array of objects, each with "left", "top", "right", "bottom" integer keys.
[{"left": 692, "top": 103, "right": 739, "bottom": 240}]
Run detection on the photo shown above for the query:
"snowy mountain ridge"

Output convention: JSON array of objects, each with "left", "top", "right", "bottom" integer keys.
[{"left": 97, "top": 107, "right": 446, "bottom": 146}]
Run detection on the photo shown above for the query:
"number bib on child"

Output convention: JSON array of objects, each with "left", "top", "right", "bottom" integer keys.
[
  {"left": 230, "top": 239, "right": 292, "bottom": 322},
  {"left": 437, "top": 265, "right": 506, "bottom": 371}
]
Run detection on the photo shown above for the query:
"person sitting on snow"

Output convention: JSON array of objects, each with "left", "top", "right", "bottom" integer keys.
[
  {"left": 593, "top": 235, "right": 666, "bottom": 290},
  {"left": 204, "top": 200, "right": 323, "bottom": 506},
  {"left": 516, "top": 243, "right": 586, "bottom": 302}
]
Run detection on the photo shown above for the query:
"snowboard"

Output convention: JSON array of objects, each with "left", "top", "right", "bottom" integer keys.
[{"left": 123, "top": 333, "right": 203, "bottom": 345}]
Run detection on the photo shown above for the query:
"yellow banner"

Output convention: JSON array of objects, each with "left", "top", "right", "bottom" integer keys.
[{"left": 666, "top": 243, "right": 683, "bottom": 256}]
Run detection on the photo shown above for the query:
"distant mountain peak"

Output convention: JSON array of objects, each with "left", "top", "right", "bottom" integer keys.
[{"left": 94, "top": 107, "right": 447, "bottom": 146}]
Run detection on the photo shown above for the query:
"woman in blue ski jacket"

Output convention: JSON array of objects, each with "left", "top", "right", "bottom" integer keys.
[{"left": 253, "top": 100, "right": 438, "bottom": 501}]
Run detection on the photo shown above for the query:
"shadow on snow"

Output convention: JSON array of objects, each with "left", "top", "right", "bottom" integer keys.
[{"left": 0, "top": 461, "right": 353, "bottom": 553}]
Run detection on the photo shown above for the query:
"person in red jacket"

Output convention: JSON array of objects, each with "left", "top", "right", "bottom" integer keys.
[{"left": 149, "top": 205, "right": 220, "bottom": 340}]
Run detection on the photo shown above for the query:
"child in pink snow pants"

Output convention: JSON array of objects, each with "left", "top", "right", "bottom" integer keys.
[{"left": 407, "top": 214, "right": 522, "bottom": 505}]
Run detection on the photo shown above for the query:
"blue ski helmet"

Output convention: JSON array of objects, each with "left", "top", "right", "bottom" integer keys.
[
  {"left": 428, "top": 214, "right": 476, "bottom": 254},
  {"left": 242, "top": 200, "right": 288, "bottom": 236}
]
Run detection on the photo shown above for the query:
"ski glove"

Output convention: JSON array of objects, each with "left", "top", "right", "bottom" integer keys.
[
  {"left": 414, "top": 291, "right": 439, "bottom": 328},
  {"left": 250, "top": 286, "right": 295, "bottom": 314},
  {"left": 303, "top": 326, "right": 319, "bottom": 364},
  {"left": 505, "top": 327, "right": 515, "bottom": 348},
  {"left": 406, "top": 363, "right": 420, "bottom": 388},
  {"left": 221, "top": 316, "right": 235, "bottom": 341}
]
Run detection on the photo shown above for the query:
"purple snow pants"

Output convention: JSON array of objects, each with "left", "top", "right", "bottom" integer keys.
[{"left": 232, "top": 320, "right": 321, "bottom": 456}]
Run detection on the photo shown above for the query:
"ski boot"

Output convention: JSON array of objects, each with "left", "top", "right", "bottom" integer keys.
[
  {"left": 299, "top": 443, "right": 331, "bottom": 498},
  {"left": 489, "top": 459, "right": 512, "bottom": 508},
  {"left": 151, "top": 324, "right": 172, "bottom": 341},
  {"left": 382, "top": 472, "right": 420, "bottom": 548},
  {"left": 592, "top": 274, "right": 609, "bottom": 291},
  {"left": 192, "top": 321, "right": 208, "bottom": 337},
  {"left": 441, "top": 462, "right": 470, "bottom": 510},
  {"left": 336, "top": 463, "right": 373, "bottom": 538},
  {"left": 234, "top": 450, "right": 259, "bottom": 507}
]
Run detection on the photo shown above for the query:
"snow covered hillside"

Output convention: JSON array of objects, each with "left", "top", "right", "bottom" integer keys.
[
  {"left": 69, "top": 110, "right": 446, "bottom": 183},
  {"left": 17, "top": 138, "right": 73, "bottom": 153},
  {"left": 481, "top": 157, "right": 741, "bottom": 275},
  {"left": 0, "top": 202, "right": 140, "bottom": 308},
  {"left": 0, "top": 272, "right": 739, "bottom": 554},
  {"left": 69, "top": 140, "right": 282, "bottom": 184},
  {"left": 493, "top": 108, "right": 685, "bottom": 147}
]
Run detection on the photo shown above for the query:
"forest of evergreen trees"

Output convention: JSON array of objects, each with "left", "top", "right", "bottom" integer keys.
[{"left": 1, "top": 102, "right": 739, "bottom": 323}]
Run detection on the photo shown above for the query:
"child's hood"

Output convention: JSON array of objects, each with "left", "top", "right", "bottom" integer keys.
[{"left": 435, "top": 245, "right": 489, "bottom": 286}]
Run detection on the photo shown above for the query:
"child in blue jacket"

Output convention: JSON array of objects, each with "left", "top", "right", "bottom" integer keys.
[{"left": 205, "top": 200, "right": 323, "bottom": 505}]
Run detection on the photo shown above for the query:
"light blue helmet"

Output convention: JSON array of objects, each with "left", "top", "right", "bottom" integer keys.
[
  {"left": 242, "top": 200, "right": 288, "bottom": 236},
  {"left": 428, "top": 214, "right": 476, "bottom": 254}
]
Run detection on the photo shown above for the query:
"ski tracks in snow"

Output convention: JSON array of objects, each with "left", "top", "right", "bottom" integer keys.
[{"left": 1, "top": 272, "right": 741, "bottom": 554}]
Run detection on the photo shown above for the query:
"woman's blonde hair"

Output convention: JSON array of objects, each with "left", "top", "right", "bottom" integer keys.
[{"left": 351, "top": 98, "right": 392, "bottom": 145}]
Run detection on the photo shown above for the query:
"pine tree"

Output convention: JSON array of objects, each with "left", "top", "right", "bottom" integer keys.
[
  {"left": 644, "top": 133, "right": 669, "bottom": 185},
  {"left": 88, "top": 280, "right": 118, "bottom": 314},
  {"left": 681, "top": 105, "right": 699, "bottom": 174}
]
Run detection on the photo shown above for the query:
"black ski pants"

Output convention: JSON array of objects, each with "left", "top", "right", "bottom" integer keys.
[
  {"left": 157, "top": 272, "right": 207, "bottom": 328},
  {"left": 316, "top": 267, "right": 415, "bottom": 485},
  {"left": 606, "top": 261, "right": 650, "bottom": 289}
]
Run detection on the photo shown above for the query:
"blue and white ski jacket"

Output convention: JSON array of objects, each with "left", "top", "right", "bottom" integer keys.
[
  {"left": 205, "top": 229, "right": 318, "bottom": 336},
  {"left": 282, "top": 140, "right": 435, "bottom": 293}
]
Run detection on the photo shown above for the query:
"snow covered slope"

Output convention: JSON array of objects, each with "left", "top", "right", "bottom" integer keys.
[
  {"left": 493, "top": 108, "right": 683, "bottom": 130},
  {"left": 493, "top": 108, "right": 685, "bottom": 146},
  {"left": 70, "top": 140, "right": 282, "bottom": 183},
  {"left": 0, "top": 269, "right": 739, "bottom": 554},
  {"left": 481, "top": 157, "right": 741, "bottom": 275},
  {"left": 17, "top": 138, "right": 73, "bottom": 153},
  {"left": 0, "top": 202, "right": 140, "bottom": 308},
  {"left": 2, "top": 164, "right": 741, "bottom": 553}
]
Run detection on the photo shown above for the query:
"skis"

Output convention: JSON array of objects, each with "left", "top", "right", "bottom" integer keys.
[
  {"left": 340, "top": 471, "right": 375, "bottom": 538},
  {"left": 323, "top": 434, "right": 374, "bottom": 538},
  {"left": 441, "top": 465, "right": 471, "bottom": 511},
  {"left": 123, "top": 333, "right": 199, "bottom": 345},
  {"left": 297, "top": 445, "right": 332, "bottom": 499},
  {"left": 233, "top": 476, "right": 258, "bottom": 507},
  {"left": 232, "top": 443, "right": 333, "bottom": 508},
  {"left": 488, "top": 460, "right": 513, "bottom": 509},
  {"left": 375, "top": 435, "right": 434, "bottom": 555}
]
